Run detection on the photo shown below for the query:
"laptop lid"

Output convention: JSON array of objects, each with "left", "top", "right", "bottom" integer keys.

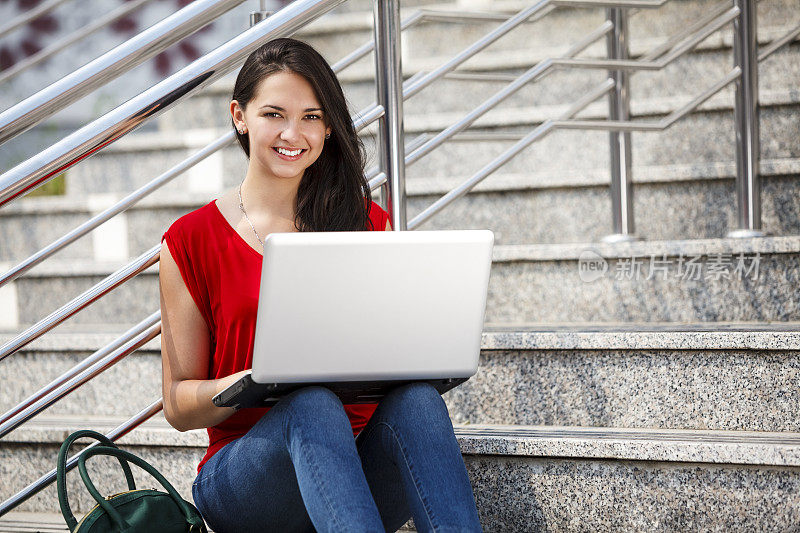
[{"left": 250, "top": 229, "right": 494, "bottom": 384}]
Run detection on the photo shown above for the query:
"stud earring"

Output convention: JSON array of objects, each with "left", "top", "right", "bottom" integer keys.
[{"left": 325, "top": 133, "right": 331, "bottom": 139}]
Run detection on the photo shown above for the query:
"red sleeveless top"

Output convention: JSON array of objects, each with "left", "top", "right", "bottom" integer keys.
[{"left": 161, "top": 199, "right": 388, "bottom": 473}]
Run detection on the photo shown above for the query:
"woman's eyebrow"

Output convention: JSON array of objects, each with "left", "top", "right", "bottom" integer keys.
[{"left": 259, "top": 104, "right": 323, "bottom": 112}]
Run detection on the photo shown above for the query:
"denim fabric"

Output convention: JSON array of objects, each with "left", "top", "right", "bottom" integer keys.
[{"left": 191, "top": 382, "right": 482, "bottom": 532}]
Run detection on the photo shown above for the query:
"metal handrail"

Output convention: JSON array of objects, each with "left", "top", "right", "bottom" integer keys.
[
  {"left": 0, "top": 0, "right": 72, "bottom": 40},
  {"left": 0, "top": 314, "right": 161, "bottom": 439},
  {"left": 0, "top": 0, "right": 249, "bottom": 143},
  {"left": 330, "top": 6, "right": 551, "bottom": 73},
  {"left": 409, "top": 67, "right": 742, "bottom": 229},
  {"left": 0, "top": 245, "right": 160, "bottom": 361},
  {"left": 366, "top": 3, "right": 721, "bottom": 180},
  {"left": 0, "top": 0, "right": 348, "bottom": 208},
  {"left": 0, "top": 0, "right": 158, "bottom": 85},
  {"left": 0, "top": 312, "right": 160, "bottom": 428},
  {"left": 0, "top": 0, "right": 788, "bottom": 519},
  {"left": 0, "top": 398, "right": 163, "bottom": 516},
  {"left": 349, "top": 0, "right": 667, "bottom": 148},
  {"left": 758, "top": 23, "right": 800, "bottom": 62},
  {"left": 640, "top": 1, "right": 732, "bottom": 61},
  {"left": 0, "top": 134, "right": 234, "bottom": 288},
  {"left": 555, "top": 68, "right": 742, "bottom": 132},
  {"left": 409, "top": 79, "right": 616, "bottom": 229},
  {"left": 550, "top": 6, "right": 740, "bottom": 71},
  {"left": 404, "top": 21, "right": 614, "bottom": 170}
]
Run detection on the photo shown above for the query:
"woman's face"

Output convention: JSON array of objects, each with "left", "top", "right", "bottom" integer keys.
[{"left": 232, "top": 70, "right": 331, "bottom": 182}]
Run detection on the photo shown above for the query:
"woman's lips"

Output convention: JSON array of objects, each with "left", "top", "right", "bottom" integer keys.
[{"left": 273, "top": 147, "right": 306, "bottom": 161}]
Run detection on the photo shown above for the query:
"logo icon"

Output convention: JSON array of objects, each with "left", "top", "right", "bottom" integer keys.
[{"left": 578, "top": 249, "right": 608, "bottom": 283}]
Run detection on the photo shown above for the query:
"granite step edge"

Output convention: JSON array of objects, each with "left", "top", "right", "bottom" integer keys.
[
  {"left": 3, "top": 322, "right": 800, "bottom": 353},
  {"left": 4, "top": 416, "right": 800, "bottom": 467},
  {"left": 9, "top": 235, "right": 800, "bottom": 279},
  {"left": 4, "top": 157, "right": 800, "bottom": 217},
  {"left": 40, "top": 87, "right": 799, "bottom": 154}
]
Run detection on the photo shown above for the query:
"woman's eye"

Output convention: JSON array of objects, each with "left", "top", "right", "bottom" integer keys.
[
  {"left": 305, "top": 114, "right": 322, "bottom": 120},
  {"left": 263, "top": 112, "right": 281, "bottom": 118}
]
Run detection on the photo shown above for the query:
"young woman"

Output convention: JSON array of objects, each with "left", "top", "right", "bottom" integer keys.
[{"left": 159, "top": 38, "right": 482, "bottom": 532}]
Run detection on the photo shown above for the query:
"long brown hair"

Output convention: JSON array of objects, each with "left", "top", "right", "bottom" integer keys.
[{"left": 231, "top": 38, "right": 373, "bottom": 231}]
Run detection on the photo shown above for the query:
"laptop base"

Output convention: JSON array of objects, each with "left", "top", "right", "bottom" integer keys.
[{"left": 212, "top": 374, "right": 469, "bottom": 410}]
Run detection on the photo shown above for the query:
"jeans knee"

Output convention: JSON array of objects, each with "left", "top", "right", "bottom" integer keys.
[
  {"left": 386, "top": 381, "right": 448, "bottom": 420},
  {"left": 283, "top": 385, "right": 343, "bottom": 416}
]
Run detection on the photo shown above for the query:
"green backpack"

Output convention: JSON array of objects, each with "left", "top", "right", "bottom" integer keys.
[{"left": 57, "top": 429, "right": 207, "bottom": 532}]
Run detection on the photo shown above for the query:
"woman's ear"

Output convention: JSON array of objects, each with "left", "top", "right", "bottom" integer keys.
[{"left": 230, "top": 100, "right": 246, "bottom": 132}]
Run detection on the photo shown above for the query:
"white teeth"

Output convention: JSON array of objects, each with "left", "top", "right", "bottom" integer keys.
[{"left": 276, "top": 147, "right": 302, "bottom": 157}]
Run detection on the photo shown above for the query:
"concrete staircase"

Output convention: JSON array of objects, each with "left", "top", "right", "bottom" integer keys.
[{"left": 2, "top": 0, "right": 800, "bottom": 531}]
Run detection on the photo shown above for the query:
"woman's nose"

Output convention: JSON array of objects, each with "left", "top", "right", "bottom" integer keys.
[{"left": 280, "top": 120, "right": 302, "bottom": 143}]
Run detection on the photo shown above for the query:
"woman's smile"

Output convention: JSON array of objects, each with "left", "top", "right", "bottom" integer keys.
[{"left": 272, "top": 146, "right": 307, "bottom": 161}]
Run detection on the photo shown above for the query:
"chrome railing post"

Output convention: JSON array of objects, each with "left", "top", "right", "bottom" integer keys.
[
  {"left": 373, "top": 0, "right": 407, "bottom": 230},
  {"left": 729, "top": 0, "right": 764, "bottom": 237},
  {"left": 603, "top": 7, "right": 637, "bottom": 242},
  {"left": 250, "top": 0, "right": 272, "bottom": 25}
]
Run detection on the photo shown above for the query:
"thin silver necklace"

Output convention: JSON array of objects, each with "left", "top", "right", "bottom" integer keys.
[{"left": 237, "top": 181, "right": 264, "bottom": 249}]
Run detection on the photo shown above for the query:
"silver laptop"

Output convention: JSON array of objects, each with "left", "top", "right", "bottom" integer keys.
[{"left": 213, "top": 229, "right": 494, "bottom": 410}]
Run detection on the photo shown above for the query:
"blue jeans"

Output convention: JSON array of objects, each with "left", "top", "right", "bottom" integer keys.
[{"left": 191, "top": 382, "right": 482, "bottom": 532}]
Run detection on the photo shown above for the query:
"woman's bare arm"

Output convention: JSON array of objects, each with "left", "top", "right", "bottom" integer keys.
[{"left": 159, "top": 240, "right": 248, "bottom": 432}]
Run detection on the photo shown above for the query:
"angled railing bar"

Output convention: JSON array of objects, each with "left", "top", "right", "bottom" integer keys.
[
  {"left": 640, "top": 1, "right": 732, "bottom": 61},
  {"left": 400, "top": 0, "right": 664, "bottom": 103},
  {"left": 0, "top": 312, "right": 160, "bottom": 427},
  {"left": 330, "top": 4, "right": 557, "bottom": 75},
  {"left": 331, "top": 11, "right": 424, "bottom": 72},
  {"left": 443, "top": 132, "right": 532, "bottom": 141},
  {"left": 0, "top": 245, "right": 160, "bottom": 362},
  {"left": 368, "top": 171, "right": 388, "bottom": 191},
  {"left": 552, "top": 6, "right": 740, "bottom": 71},
  {"left": 0, "top": 133, "right": 235, "bottom": 288},
  {"left": 444, "top": 72, "right": 520, "bottom": 82},
  {"left": 0, "top": 316, "right": 161, "bottom": 439},
  {"left": 408, "top": 79, "right": 616, "bottom": 230},
  {"left": 1, "top": 93, "right": 382, "bottom": 289},
  {"left": 554, "top": 67, "right": 741, "bottom": 132},
  {"left": 758, "top": 24, "right": 800, "bottom": 62},
  {"left": 0, "top": 398, "right": 163, "bottom": 517},
  {"left": 353, "top": 104, "right": 385, "bottom": 132},
  {"left": 406, "top": 20, "right": 613, "bottom": 167},
  {"left": 0, "top": 0, "right": 158, "bottom": 85},
  {"left": 347, "top": 0, "right": 664, "bottom": 149},
  {"left": 405, "top": 133, "right": 431, "bottom": 154},
  {"left": 0, "top": 0, "right": 72, "bottom": 40},
  {"left": 413, "top": 9, "right": 520, "bottom": 23},
  {"left": 0, "top": 0, "right": 248, "bottom": 144},
  {"left": 0, "top": 0, "right": 348, "bottom": 208},
  {"left": 358, "top": 131, "right": 429, "bottom": 189},
  {"left": 552, "top": 0, "right": 665, "bottom": 6},
  {"left": 401, "top": 2, "right": 556, "bottom": 101}
]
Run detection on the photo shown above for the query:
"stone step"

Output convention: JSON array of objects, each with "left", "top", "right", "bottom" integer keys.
[
  {"left": 172, "top": 27, "right": 800, "bottom": 124},
  {"left": 2, "top": 236, "right": 798, "bottom": 330},
  {"left": 292, "top": 0, "right": 798, "bottom": 70},
  {"left": 0, "top": 511, "right": 416, "bottom": 533},
  {"left": 156, "top": 33, "right": 800, "bottom": 141},
  {"left": 42, "top": 87, "right": 800, "bottom": 202},
  {"left": 2, "top": 323, "right": 799, "bottom": 432},
  {"left": 0, "top": 512, "right": 69, "bottom": 533},
  {"left": 1, "top": 417, "right": 799, "bottom": 530},
  {"left": 2, "top": 156, "right": 799, "bottom": 263}
]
